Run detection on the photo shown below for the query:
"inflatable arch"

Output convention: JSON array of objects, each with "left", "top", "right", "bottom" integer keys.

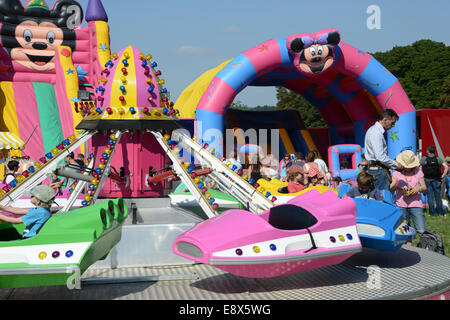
[{"left": 194, "top": 28, "right": 416, "bottom": 160}]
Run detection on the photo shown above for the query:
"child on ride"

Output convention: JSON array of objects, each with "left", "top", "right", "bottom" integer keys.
[
  {"left": 0, "top": 185, "right": 55, "bottom": 239},
  {"left": 345, "top": 171, "right": 384, "bottom": 201},
  {"left": 287, "top": 165, "right": 306, "bottom": 193}
]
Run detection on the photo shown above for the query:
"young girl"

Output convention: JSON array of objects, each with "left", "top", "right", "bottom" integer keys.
[
  {"left": 333, "top": 176, "right": 343, "bottom": 191},
  {"left": 0, "top": 185, "right": 55, "bottom": 240},
  {"left": 280, "top": 153, "right": 293, "bottom": 182},
  {"left": 390, "top": 150, "right": 427, "bottom": 241},
  {"left": 306, "top": 167, "right": 326, "bottom": 187},
  {"left": 303, "top": 151, "right": 328, "bottom": 186}
]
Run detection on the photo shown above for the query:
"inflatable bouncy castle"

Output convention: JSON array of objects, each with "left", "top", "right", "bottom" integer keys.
[
  {"left": 0, "top": 0, "right": 89, "bottom": 160},
  {"left": 0, "top": 0, "right": 179, "bottom": 197},
  {"left": 179, "top": 28, "right": 416, "bottom": 161}
]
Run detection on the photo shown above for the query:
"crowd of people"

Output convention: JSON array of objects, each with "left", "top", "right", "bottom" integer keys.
[
  {"left": 347, "top": 109, "right": 449, "bottom": 244},
  {"left": 228, "top": 148, "right": 332, "bottom": 194},
  {"left": 223, "top": 109, "right": 449, "bottom": 245},
  {"left": 1, "top": 108, "right": 450, "bottom": 243}
]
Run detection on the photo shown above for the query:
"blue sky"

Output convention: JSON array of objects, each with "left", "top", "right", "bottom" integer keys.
[{"left": 41, "top": 0, "right": 450, "bottom": 108}]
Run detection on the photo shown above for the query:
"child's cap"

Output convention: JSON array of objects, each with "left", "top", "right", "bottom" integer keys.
[
  {"left": 31, "top": 185, "right": 56, "bottom": 205},
  {"left": 287, "top": 164, "right": 304, "bottom": 176}
]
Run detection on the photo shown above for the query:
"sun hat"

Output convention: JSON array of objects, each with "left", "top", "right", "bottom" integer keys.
[
  {"left": 31, "top": 185, "right": 56, "bottom": 205},
  {"left": 395, "top": 150, "right": 420, "bottom": 169}
]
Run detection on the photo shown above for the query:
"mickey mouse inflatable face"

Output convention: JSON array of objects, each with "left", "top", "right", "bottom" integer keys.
[
  {"left": 0, "top": 0, "right": 83, "bottom": 71},
  {"left": 287, "top": 29, "right": 340, "bottom": 75},
  {"left": 12, "top": 20, "right": 65, "bottom": 71}
]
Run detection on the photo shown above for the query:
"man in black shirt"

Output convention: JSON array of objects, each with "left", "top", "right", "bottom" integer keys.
[{"left": 420, "top": 145, "right": 449, "bottom": 216}]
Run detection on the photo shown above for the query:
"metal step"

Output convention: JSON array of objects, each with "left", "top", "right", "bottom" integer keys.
[{"left": 90, "top": 198, "right": 203, "bottom": 269}]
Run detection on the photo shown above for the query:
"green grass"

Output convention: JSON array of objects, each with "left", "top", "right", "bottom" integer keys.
[{"left": 411, "top": 208, "right": 449, "bottom": 257}]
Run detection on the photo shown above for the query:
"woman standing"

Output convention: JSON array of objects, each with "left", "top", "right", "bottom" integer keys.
[
  {"left": 303, "top": 151, "right": 328, "bottom": 185},
  {"left": 390, "top": 150, "right": 427, "bottom": 243}
]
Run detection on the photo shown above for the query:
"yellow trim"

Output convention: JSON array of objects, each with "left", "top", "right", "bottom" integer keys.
[
  {"left": 175, "top": 59, "right": 232, "bottom": 119},
  {"left": 0, "top": 82, "right": 19, "bottom": 138},
  {"left": 300, "top": 129, "right": 318, "bottom": 153},
  {"left": 0, "top": 132, "right": 24, "bottom": 149},
  {"left": 57, "top": 46, "right": 85, "bottom": 154},
  {"left": 0, "top": 163, "right": 4, "bottom": 182},
  {"left": 279, "top": 128, "right": 295, "bottom": 154},
  {"left": 110, "top": 46, "right": 137, "bottom": 120},
  {"left": 83, "top": 47, "right": 173, "bottom": 122},
  {"left": 95, "top": 21, "right": 111, "bottom": 69},
  {"left": 256, "top": 179, "right": 337, "bottom": 196}
]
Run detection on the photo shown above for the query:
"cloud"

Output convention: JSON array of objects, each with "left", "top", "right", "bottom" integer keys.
[
  {"left": 176, "top": 45, "right": 208, "bottom": 55},
  {"left": 221, "top": 25, "right": 242, "bottom": 34}
]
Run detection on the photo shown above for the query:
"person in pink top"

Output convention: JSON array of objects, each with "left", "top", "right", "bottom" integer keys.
[{"left": 390, "top": 150, "right": 427, "bottom": 241}]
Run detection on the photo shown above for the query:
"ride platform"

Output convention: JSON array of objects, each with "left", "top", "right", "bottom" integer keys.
[{"left": 1, "top": 245, "right": 448, "bottom": 300}]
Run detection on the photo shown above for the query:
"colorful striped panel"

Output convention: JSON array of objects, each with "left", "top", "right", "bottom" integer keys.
[
  {"left": 33, "top": 82, "right": 64, "bottom": 153},
  {"left": 0, "top": 82, "right": 19, "bottom": 136},
  {"left": 278, "top": 128, "right": 295, "bottom": 154},
  {"left": 12, "top": 82, "right": 45, "bottom": 158},
  {"left": 95, "top": 21, "right": 112, "bottom": 69}
]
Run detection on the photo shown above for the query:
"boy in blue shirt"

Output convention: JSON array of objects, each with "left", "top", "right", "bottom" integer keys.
[
  {"left": 0, "top": 185, "right": 55, "bottom": 239},
  {"left": 345, "top": 171, "right": 384, "bottom": 201}
]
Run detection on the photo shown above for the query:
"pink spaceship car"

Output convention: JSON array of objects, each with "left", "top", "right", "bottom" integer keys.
[{"left": 173, "top": 189, "right": 362, "bottom": 278}]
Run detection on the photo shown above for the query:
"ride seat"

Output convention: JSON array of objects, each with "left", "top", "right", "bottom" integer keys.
[
  {"left": 338, "top": 183, "right": 352, "bottom": 198},
  {"left": 277, "top": 186, "right": 289, "bottom": 194},
  {"left": 380, "top": 189, "right": 394, "bottom": 205},
  {"left": 268, "top": 204, "right": 318, "bottom": 230}
]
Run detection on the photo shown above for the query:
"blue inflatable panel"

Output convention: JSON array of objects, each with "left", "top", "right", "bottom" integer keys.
[
  {"left": 353, "top": 198, "right": 416, "bottom": 251},
  {"left": 447, "top": 177, "right": 450, "bottom": 197},
  {"left": 338, "top": 183, "right": 352, "bottom": 198},
  {"left": 379, "top": 189, "right": 394, "bottom": 205},
  {"left": 386, "top": 110, "right": 417, "bottom": 160},
  {"left": 277, "top": 38, "right": 295, "bottom": 68},
  {"left": 356, "top": 56, "right": 398, "bottom": 96},
  {"left": 216, "top": 54, "right": 257, "bottom": 93}
]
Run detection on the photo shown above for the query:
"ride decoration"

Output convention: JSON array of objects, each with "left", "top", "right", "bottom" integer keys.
[{"left": 0, "top": 134, "right": 78, "bottom": 200}]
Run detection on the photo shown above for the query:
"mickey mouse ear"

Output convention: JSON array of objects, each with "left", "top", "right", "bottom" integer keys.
[
  {"left": 327, "top": 32, "right": 341, "bottom": 46},
  {"left": 289, "top": 38, "right": 304, "bottom": 53}
]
